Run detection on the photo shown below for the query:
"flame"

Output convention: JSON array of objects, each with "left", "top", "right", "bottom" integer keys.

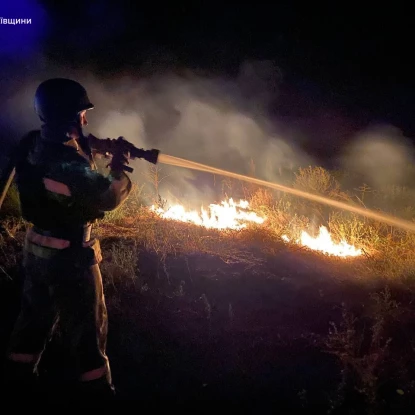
[
  {"left": 282, "top": 226, "right": 362, "bottom": 257},
  {"left": 149, "top": 197, "right": 362, "bottom": 257},
  {"left": 150, "top": 198, "right": 265, "bottom": 230}
]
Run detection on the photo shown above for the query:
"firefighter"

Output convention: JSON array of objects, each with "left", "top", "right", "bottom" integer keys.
[{"left": 3, "top": 78, "right": 132, "bottom": 400}]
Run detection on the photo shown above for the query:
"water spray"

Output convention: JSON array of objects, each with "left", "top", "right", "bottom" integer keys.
[
  {"left": 158, "top": 154, "right": 415, "bottom": 233},
  {"left": 2, "top": 134, "right": 414, "bottom": 235}
]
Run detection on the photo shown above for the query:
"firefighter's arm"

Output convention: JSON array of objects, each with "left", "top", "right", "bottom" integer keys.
[
  {"left": 48, "top": 155, "right": 132, "bottom": 212},
  {"left": 96, "top": 150, "right": 133, "bottom": 210},
  {"left": 92, "top": 169, "right": 132, "bottom": 211}
]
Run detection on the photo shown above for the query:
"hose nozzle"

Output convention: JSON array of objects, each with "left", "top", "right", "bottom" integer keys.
[{"left": 129, "top": 146, "right": 159, "bottom": 164}]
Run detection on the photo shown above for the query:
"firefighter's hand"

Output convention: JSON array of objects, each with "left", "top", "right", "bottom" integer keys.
[{"left": 107, "top": 149, "right": 133, "bottom": 173}]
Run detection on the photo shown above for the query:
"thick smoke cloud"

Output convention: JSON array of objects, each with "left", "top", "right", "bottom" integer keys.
[
  {"left": 91, "top": 66, "right": 315, "bottom": 206},
  {"left": 3, "top": 55, "right": 415, "bottom": 208},
  {"left": 1, "top": 57, "right": 312, "bottom": 207},
  {"left": 340, "top": 124, "right": 415, "bottom": 189}
]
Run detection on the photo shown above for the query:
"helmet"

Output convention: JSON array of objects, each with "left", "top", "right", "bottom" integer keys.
[{"left": 34, "top": 78, "right": 94, "bottom": 123}]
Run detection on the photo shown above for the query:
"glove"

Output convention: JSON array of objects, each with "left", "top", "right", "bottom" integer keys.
[{"left": 107, "top": 145, "right": 133, "bottom": 174}]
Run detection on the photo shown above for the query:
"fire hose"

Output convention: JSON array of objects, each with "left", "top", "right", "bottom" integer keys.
[
  {"left": 87, "top": 133, "right": 159, "bottom": 172},
  {"left": 0, "top": 133, "right": 160, "bottom": 210}
]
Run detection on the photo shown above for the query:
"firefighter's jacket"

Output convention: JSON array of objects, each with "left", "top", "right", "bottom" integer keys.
[{"left": 14, "top": 129, "right": 132, "bottom": 262}]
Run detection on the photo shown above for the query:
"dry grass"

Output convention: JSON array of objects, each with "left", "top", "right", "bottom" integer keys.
[
  {"left": 98, "top": 238, "right": 140, "bottom": 306},
  {"left": 323, "top": 287, "right": 409, "bottom": 413},
  {"left": 0, "top": 217, "right": 26, "bottom": 281},
  {"left": 93, "top": 166, "right": 415, "bottom": 411},
  {"left": 92, "top": 163, "right": 415, "bottom": 281},
  {"left": 2, "top": 162, "right": 415, "bottom": 411},
  {"left": 294, "top": 166, "right": 347, "bottom": 199},
  {"left": 0, "top": 182, "right": 21, "bottom": 219},
  {"left": 97, "top": 207, "right": 267, "bottom": 268},
  {"left": 2, "top": 162, "right": 414, "bottom": 281},
  {"left": 101, "top": 182, "right": 146, "bottom": 225}
]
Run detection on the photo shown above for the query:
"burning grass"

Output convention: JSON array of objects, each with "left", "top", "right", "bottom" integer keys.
[
  {"left": 2, "top": 164, "right": 415, "bottom": 279},
  {"left": 96, "top": 206, "right": 270, "bottom": 268}
]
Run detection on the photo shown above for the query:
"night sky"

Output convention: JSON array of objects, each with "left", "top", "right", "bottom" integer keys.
[{"left": 1, "top": 2, "right": 414, "bottom": 154}]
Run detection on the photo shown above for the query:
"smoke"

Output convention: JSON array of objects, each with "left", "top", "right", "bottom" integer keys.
[
  {"left": 1, "top": 55, "right": 314, "bottom": 207},
  {"left": 3, "top": 47, "right": 415, "bottom": 210},
  {"left": 92, "top": 67, "right": 315, "bottom": 206},
  {"left": 340, "top": 124, "right": 415, "bottom": 189}
]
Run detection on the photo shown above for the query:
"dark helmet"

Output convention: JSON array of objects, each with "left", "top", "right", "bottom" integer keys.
[{"left": 34, "top": 78, "right": 94, "bottom": 123}]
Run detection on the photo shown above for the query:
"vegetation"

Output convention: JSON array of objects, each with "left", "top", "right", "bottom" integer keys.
[{"left": 1, "top": 164, "right": 415, "bottom": 411}]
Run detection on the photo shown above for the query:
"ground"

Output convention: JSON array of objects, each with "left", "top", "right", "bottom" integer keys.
[
  {"left": 2, "top": 166, "right": 415, "bottom": 412},
  {"left": 2, "top": 216, "right": 414, "bottom": 412}
]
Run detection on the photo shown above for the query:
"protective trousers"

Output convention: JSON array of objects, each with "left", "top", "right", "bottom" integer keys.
[{"left": 4, "top": 233, "right": 114, "bottom": 400}]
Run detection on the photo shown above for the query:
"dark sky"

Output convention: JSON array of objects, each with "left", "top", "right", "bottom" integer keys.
[{"left": 1, "top": 2, "right": 414, "bottom": 142}]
